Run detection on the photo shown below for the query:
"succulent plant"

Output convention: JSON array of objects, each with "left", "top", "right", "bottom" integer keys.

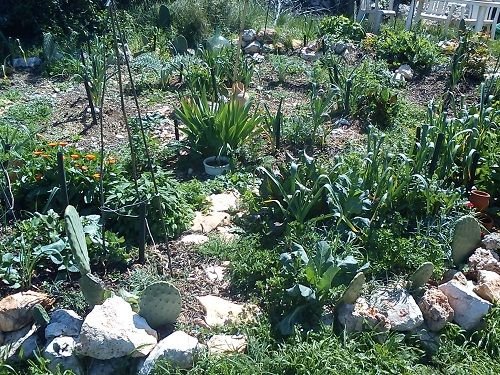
[
  {"left": 139, "top": 281, "right": 181, "bottom": 329},
  {"left": 65, "top": 205, "right": 107, "bottom": 306},
  {"left": 64, "top": 205, "right": 90, "bottom": 275},
  {"left": 409, "top": 262, "right": 434, "bottom": 289},
  {"left": 172, "top": 35, "right": 188, "bottom": 54},
  {"left": 340, "top": 272, "right": 365, "bottom": 304},
  {"left": 158, "top": 4, "right": 171, "bottom": 29},
  {"left": 451, "top": 215, "right": 481, "bottom": 265}
]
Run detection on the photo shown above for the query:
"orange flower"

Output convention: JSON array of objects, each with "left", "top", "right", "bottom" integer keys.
[
  {"left": 85, "top": 154, "right": 97, "bottom": 161},
  {"left": 58, "top": 141, "right": 69, "bottom": 147},
  {"left": 48, "top": 142, "right": 58, "bottom": 147},
  {"left": 92, "top": 173, "right": 101, "bottom": 180},
  {"left": 106, "top": 157, "right": 117, "bottom": 165},
  {"left": 80, "top": 165, "right": 88, "bottom": 172},
  {"left": 35, "top": 173, "right": 43, "bottom": 181},
  {"left": 33, "top": 150, "right": 44, "bottom": 156},
  {"left": 70, "top": 154, "right": 80, "bottom": 160},
  {"left": 41, "top": 154, "right": 50, "bottom": 158}
]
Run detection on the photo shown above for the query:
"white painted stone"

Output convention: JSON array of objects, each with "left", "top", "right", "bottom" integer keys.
[
  {"left": 482, "top": 232, "right": 500, "bottom": 250},
  {"left": 45, "top": 309, "right": 83, "bottom": 341},
  {"left": 76, "top": 296, "right": 157, "bottom": 359},
  {"left": 197, "top": 295, "right": 259, "bottom": 327},
  {"left": 370, "top": 288, "right": 424, "bottom": 331},
  {"left": 207, "top": 334, "right": 247, "bottom": 354},
  {"left": 138, "top": 331, "right": 200, "bottom": 374},
  {"left": 417, "top": 288, "right": 454, "bottom": 332},
  {"left": 209, "top": 192, "right": 238, "bottom": 212},
  {"left": 473, "top": 270, "right": 500, "bottom": 303},
  {"left": 468, "top": 247, "right": 500, "bottom": 274},
  {"left": 180, "top": 234, "right": 209, "bottom": 245},
  {"left": 43, "top": 336, "right": 83, "bottom": 375},
  {"left": 439, "top": 279, "right": 492, "bottom": 330}
]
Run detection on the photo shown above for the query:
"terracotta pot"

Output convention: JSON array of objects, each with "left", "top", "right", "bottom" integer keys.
[
  {"left": 477, "top": 213, "right": 494, "bottom": 231},
  {"left": 469, "top": 190, "right": 491, "bottom": 212}
]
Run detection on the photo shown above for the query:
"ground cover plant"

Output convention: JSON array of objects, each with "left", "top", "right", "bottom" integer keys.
[{"left": 1, "top": 1, "right": 500, "bottom": 374}]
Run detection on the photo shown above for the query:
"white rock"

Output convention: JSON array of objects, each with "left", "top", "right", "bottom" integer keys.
[
  {"left": 241, "top": 29, "right": 256, "bottom": 43},
  {"left": 251, "top": 53, "right": 265, "bottom": 63},
  {"left": 207, "top": 334, "right": 247, "bottom": 354},
  {"left": 337, "top": 298, "right": 391, "bottom": 333},
  {"left": 76, "top": 296, "right": 157, "bottom": 359},
  {"left": 205, "top": 265, "right": 227, "bottom": 282},
  {"left": 393, "top": 72, "right": 405, "bottom": 82},
  {"left": 45, "top": 309, "right": 83, "bottom": 341},
  {"left": 197, "top": 295, "right": 259, "bottom": 327},
  {"left": 138, "top": 331, "right": 200, "bottom": 374},
  {"left": 209, "top": 192, "right": 238, "bottom": 212},
  {"left": 43, "top": 336, "right": 83, "bottom": 375},
  {"left": 395, "top": 64, "right": 414, "bottom": 80},
  {"left": 180, "top": 234, "right": 209, "bottom": 245},
  {"left": 300, "top": 47, "right": 322, "bottom": 62},
  {"left": 371, "top": 288, "right": 424, "bottom": 331},
  {"left": 468, "top": 247, "right": 500, "bottom": 274},
  {"left": 244, "top": 41, "right": 261, "bottom": 55},
  {"left": 256, "top": 28, "right": 277, "bottom": 43},
  {"left": 439, "top": 279, "right": 492, "bottom": 330},
  {"left": 417, "top": 288, "right": 454, "bottom": 332},
  {"left": 473, "top": 270, "right": 500, "bottom": 303},
  {"left": 482, "top": 233, "right": 500, "bottom": 250},
  {"left": 190, "top": 211, "right": 230, "bottom": 233}
]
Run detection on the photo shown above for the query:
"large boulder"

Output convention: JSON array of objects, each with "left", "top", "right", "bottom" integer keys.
[
  {"left": 417, "top": 288, "right": 454, "bottom": 332},
  {"left": 244, "top": 41, "right": 262, "bottom": 55},
  {"left": 337, "top": 298, "right": 391, "bottom": 333},
  {"left": 370, "top": 288, "right": 424, "bottom": 331},
  {"left": 468, "top": 248, "right": 500, "bottom": 274},
  {"left": 1, "top": 324, "right": 40, "bottom": 362},
  {"left": 138, "top": 331, "right": 201, "bottom": 374},
  {"left": 43, "top": 336, "right": 83, "bottom": 375},
  {"left": 76, "top": 296, "right": 157, "bottom": 359},
  {"left": 256, "top": 28, "right": 277, "bottom": 43},
  {"left": 473, "top": 270, "right": 500, "bottom": 303},
  {"left": 439, "top": 278, "right": 492, "bottom": 330},
  {"left": 45, "top": 309, "right": 83, "bottom": 341},
  {"left": 0, "top": 291, "right": 52, "bottom": 332}
]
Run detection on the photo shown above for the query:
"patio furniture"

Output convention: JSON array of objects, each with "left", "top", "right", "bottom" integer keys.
[
  {"left": 405, "top": 0, "right": 458, "bottom": 31},
  {"left": 357, "top": 0, "right": 397, "bottom": 33}
]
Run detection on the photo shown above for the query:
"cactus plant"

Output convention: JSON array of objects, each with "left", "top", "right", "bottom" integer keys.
[
  {"left": 79, "top": 273, "right": 107, "bottom": 307},
  {"left": 340, "top": 272, "right": 365, "bottom": 304},
  {"left": 172, "top": 35, "right": 188, "bottom": 54},
  {"left": 64, "top": 205, "right": 90, "bottom": 275},
  {"left": 158, "top": 4, "right": 171, "bottom": 29},
  {"left": 32, "top": 303, "right": 50, "bottom": 327},
  {"left": 452, "top": 215, "right": 481, "bottom": 265},
  {"left": 139, "top": 281, "right": 181, "bottom": 329},
  {"left": 409, "top": 262, "right": 434, "bottom": 289}
]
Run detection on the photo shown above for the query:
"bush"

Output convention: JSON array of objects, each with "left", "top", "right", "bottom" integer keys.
[
  {"left": 169, "top": 0, "right": 210, "bottom": 46},
  {"left": 373, "top": 28, "right": 440, "bottom": 72},
  {"left": 319, "top": 15, "right": 365, "bottom": 41}
]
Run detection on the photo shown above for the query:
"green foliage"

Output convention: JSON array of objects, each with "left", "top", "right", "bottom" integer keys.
[
  {"left": 319, "top": 16, "right": 365, "bottom": 41},
  {"left": 169, "top": 0, "right": 210, "bottom": 46},
  {"left": 451, "top": 215, "right": 481, "bottom": 266},
  {"left": 269, "top": 55, "right": 305, "bottom": 83},
  {"left": 176, "top": 92, "right": 263, "bottom": 157},
  {"left": 64, "top": 205, "right": 91, "bottom": 275},
  {"left": 139, "top": 281, "right": 182, "bottom": 328},
  {"left": 373, "top": 29, "right": 440, "bottom": 71},
  {"left": 105, "top": 168, "right": 194, "bottom": 243}
]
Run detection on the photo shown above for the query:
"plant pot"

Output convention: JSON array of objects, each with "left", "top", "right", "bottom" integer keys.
[
  {"left": 469, "top": 190, "right": 491, "bottom": 212},
  {"left": 477, "top": 213, "right": 494, "bottom": 231},
  {"left": 203, "top": 156, "right": 230, "bottom": 176}
]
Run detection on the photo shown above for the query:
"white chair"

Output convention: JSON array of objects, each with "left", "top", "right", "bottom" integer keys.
[
  {"left": 460, "top": 3, "right": 500, "bottom": 38},
  {"left": 408, "top": 0, "right": 457, "bottom": 31},
  {"left": 357, "top": 0, "right": 396, "bottom": 33}
]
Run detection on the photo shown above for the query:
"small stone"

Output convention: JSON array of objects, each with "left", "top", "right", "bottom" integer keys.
[
  {"left": 395, "top": 64, "right": 414, "bottom": 80},
  {"left": 251, "top": 53, "right": 265, "bottom": 63},
  {"left": 241, "top": 29, "right": 256, "bottom": 43},
  {"left": 190, "top": 211, "right": 230, "bottom": 233},
  {"left": 179, "top": 234, "right": 209, "bottom": 245},
  {"left": 291, "top": 39, "right": 303, "bottom": 50},
  {"left": 337, "top": 298, "right": 391, "bottom": 333},
  {"left": 370, "top": 288, "right": 424, "bottom": 331},
  {"left": 209, "top": 192, "right": 238, "bottom": 212},
  {"left": 256, "top": 28, "right": 277, "bottom": 43},
  {"left": 196, "top": 295, "right": 259, "bottom": 327},
  {"left": 205, "top": 265, "right": 227, "bottom": 282},
  {"left": 468, "top": 247, "right": 500, "bottom": 274},
  {"left": 45, "top": 309, "right": 83, "bottom": 341},
  {"left": 417, "top": 288, "right": 454, "bottom": 332},
  {"left": 207, "top": 334, "right": 247, "bottom": 354},
  {"left": 473, "top": 270, "right": 500, "bottom": 303},
  {"left": 393, "top": 72, "right": 405, "bottom": 82},
  {"left": 244, "top": 41, "right": 261, "bottom": 55},
  {"left": 439, "top": 279, "right": 492, "bottom": 330},
  {"left": 43, "top": 336, "right": 83, "bottom": 375},
  {"left": 76, "top": 296, "right": 157, "bottom": 359},
  {"left": 138, "top": 331, "right": 201, "bottom": 374},
  {"left": 300, "top": 47, "right": 322, "bottom": 62},
  {"left": 262, "top": 44, "right": 275, "bottom": 54},
  {"left": 482, "top": 233, "right": 500, "bottom": 250}
]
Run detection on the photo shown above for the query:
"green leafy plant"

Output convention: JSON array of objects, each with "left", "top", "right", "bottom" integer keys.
[
  {"left": 175, "top": 91, "right": 263, "bottom": 157},
  {"left": 319, "top": 15, "right": 364, "bottom": 41}
]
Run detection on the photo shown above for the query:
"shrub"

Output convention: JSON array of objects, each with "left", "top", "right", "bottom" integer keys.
[
  {"left": 319, "top": 15, "right": 365, "bottom": 41},
  {"left": 169, "top": 0, "right": 210, "bottom": 46},
  {"left": 373, "top": 28, "right": 440, "bottom": 72}
]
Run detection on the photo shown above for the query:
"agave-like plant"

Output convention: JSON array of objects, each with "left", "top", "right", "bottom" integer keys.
[{"left": 175, "top": 90, "right": 263, "bottom": 157}]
